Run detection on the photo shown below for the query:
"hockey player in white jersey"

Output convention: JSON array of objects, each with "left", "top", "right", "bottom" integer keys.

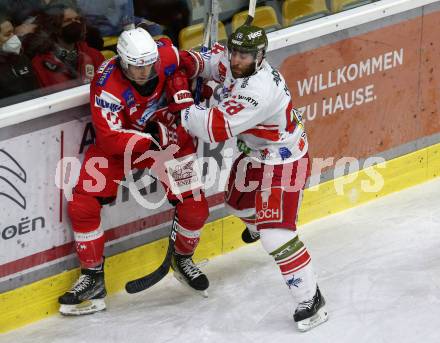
[{"left": 166, "top": 25, "right": 328, "bottom": 331}]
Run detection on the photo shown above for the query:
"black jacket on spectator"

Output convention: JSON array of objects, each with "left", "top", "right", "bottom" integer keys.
[{"left": 0, "top": 51, "right": 39, "bottom": 99}]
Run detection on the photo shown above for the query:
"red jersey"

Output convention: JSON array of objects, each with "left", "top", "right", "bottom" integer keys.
[
  {"left": 32, "top": 41, "right": 104, "bottom": 88},
  {"left": 89, "top": 38, "right": 180, "bottom": 157}
]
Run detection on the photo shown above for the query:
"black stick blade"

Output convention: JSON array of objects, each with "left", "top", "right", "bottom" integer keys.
[
  {"left": 125, "top": 210, "right": 178, "bottom": 294},
  {"left": 125, "top": 262, "right": 171, "bottom": 293}
]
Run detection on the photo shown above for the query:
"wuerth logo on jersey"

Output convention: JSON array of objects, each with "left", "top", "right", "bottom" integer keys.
[{"left": 0, "top": 149, "right": 27, "bottom": 209}]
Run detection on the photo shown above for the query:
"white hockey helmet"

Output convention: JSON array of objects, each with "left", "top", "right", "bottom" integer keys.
[{"left": 117, "top": 28, "right": 158, "bottom": 70}]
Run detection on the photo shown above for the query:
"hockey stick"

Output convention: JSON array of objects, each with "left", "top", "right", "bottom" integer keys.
[
  {"left": 194, "top": 13, "right": 212, "bottom": 105},
  {"left": 126, "top": 2, "right": 216, "bottom": 294},
  {"left": 244, "top": 0, "right": 257, "bottom": 25},
  {"left": 209, "top": 0, "right": 219, "bottom": 46},
  {"left": 125, "top": 210, "right": 178, "bottom": 293}
]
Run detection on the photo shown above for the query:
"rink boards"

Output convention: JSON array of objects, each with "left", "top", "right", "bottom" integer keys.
[
  {"left": 1, "top": 0, "right": 440, "bottom": 333},
  {"left": 1, "top": 140, "right": 439, "bottom": 333}
]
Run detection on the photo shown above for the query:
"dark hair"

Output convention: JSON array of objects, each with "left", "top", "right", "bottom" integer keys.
[
  {"left": 22, "top": 29, "right": 54, "bottom": 57},
  {"left": 37, "top": 2, "right": 82, "bottom": 39}
]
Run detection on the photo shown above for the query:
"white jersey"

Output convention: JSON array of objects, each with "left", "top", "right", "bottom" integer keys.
[{"left": 181, "top": 43, "right": 308, "bottom": 165}]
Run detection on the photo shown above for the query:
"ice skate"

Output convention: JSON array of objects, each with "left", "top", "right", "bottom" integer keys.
[
  {"left": 171, "top": 253, "right": 209, "bottom": 298},
  {"left": 241, "top": 226, "right": 260, "bottom": 243},
  {"left": 294, "top": 286, "right": 328, "bottom": 332},
  {"left": 58, "top": 263, "right": 107, "bottom": 315}
]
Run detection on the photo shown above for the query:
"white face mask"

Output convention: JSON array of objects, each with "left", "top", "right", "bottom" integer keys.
[{"left": 2, "top": 35, "right": 22, "bottom": 55}]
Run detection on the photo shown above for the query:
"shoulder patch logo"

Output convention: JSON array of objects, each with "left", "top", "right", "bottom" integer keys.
[
  {"left": 96, "top": 64, "right": 115, "bottom": 86},
  {"left": 97, "top": 59, "right": 111, "bottom": 73}
]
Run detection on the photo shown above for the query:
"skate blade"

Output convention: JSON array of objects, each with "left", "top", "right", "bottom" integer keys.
[
  {"left": 59, "top": 298, "right": 106, "bottom": 316},
  {"left": 173, "top": 271, "right": 209, "bottom": 298},
  {"left": 296, "top": 306, "right": 329, "bottom": 332}
]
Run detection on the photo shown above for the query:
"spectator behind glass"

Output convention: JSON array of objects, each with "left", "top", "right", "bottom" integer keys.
[
  {"left": 0, "top": 14, "right": 39, "bottom": 101},
  {"left": 31, "top": 4, "right": 105, "bottom": 90},
  {"left": 75, "top": 0, "right": 163, "bottom": 38},
  {"left": 0, "top": 0, "right": 95, "bottom": 59},
  {"left": 0, "top": 0, "right": 73, "bottom": 36}
]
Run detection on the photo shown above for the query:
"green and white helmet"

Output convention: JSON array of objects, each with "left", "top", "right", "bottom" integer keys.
[{"left": 228, "top": 25, "right": 268, "bottom": 58}]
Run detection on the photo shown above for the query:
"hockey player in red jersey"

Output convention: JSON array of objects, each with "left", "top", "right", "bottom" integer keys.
[
  {"left": 58, "top": 28, "right": 210, "bottom": 315},
  {"left": 170, "top": 25, "right": 329, "bottom": 331}
]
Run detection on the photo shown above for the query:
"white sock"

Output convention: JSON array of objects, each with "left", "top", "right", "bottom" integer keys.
[{"left": 260, "top": 228, "right": 317, "bottom": 303}]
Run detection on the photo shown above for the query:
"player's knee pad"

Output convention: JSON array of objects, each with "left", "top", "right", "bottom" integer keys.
[
  {"left": 67, "top": 192, "right": 102, "bottom": 232},
  {"left": 68, "top": 193, "right": 105, "bottom": 268},
  {"left": 176, "top": 195, "right": 209, "bottom": 230}
]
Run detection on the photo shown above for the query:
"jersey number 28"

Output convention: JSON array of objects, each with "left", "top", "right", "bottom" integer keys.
[{"left": 223, "top": 99, "right": 245, "bottom": 115}]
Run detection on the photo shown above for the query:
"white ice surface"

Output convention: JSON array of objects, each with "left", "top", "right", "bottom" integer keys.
[{"left": 2, "top": 178, "right": 440, "bottom": 343}]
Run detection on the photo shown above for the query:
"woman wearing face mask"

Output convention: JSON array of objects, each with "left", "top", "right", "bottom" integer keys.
[
  {"left": 31, "top": 3, "right": 104, "bottom": 90},
  {"left": 0, "top": 14, "right": 39, "bottom": 101}
]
